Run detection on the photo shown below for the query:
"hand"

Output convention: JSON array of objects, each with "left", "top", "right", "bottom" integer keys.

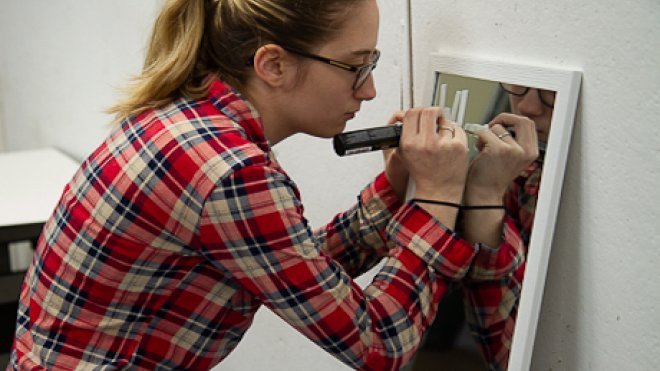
[
  {"left": 398, "top": 107, "right": 469, "bottom": 203},
  {"left": 383, "top": 111, "right": 408, "bottom": 202},
  {"left": 465, "top": 113, "right": 539, "bottom": 204}
]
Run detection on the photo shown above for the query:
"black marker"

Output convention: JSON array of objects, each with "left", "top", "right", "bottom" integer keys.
[{"left": 333, "top": 125, "right": 401, "bottom": 156}]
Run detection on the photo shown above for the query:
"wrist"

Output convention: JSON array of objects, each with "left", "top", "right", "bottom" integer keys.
[
  {"left": 414, "top": 187, "right": 464, "bottom": 205},
  {"left": 463, "top": 186, "right": 505, "bottom": 205},
  {"left": 384, "top": 171, "right": 408, "bottom": 202}
]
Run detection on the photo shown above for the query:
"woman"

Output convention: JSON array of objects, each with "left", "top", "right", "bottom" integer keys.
[{"left": 10, "top": 0, "right": 536, "bottom": 369}]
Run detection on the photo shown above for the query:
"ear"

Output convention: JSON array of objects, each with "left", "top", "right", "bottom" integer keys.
[{"left": 252, "top": 44, "right": 294, "bottom": 88}]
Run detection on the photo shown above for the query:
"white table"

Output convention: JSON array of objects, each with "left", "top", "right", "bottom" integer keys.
[
  {"left": 0, "top": 148, "right": 79, "bottom": 228},
  {"left": 0, "top": 148, "right": 79, "bottom": 356}
]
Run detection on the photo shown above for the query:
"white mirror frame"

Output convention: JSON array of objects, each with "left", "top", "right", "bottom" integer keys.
[{"left": 421, "top": 53, "right": 582, "bottom": 371}]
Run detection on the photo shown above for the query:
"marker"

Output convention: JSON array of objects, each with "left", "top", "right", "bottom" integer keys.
[{"left": 333, "top": 125, "right": 401, "bottom": 156}]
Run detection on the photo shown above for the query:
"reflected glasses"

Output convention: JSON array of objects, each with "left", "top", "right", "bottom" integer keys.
[
  {"left": 500, "top": 83, "right": 556, "bottom": 108},
  {"left": 281, "top": 46, "right": 380, "bottom": 91}
]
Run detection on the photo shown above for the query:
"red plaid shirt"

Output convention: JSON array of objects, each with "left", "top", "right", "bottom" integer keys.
[
  {"left": 462, "top": 158, "right": 541, "bottom": 370},
  {"left": 9, "top": 79, "right": 510, "bottom": 370}
]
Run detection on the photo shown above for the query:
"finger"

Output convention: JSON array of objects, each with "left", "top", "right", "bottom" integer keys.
[
  {"left": 489, "top": 122, "right": 538, "bottom": 160},
  {"left": 387, "top": 110, "right": 406, "bottom": 125},
  {"left": 490, "top": 124, "right": 516, "bottom": 144},
  {"left": 489, "top": 113, "right": 537, "bottom": 147},
  {"left": 491, "top": 114, "right": 538, "bottom": 158},
  {"left": 437, "top": 118, "right": 459, "bottom": 141},
  {"left": 451, "top": 123, "right": 468, "bottom": 146},
  {"left": 418, "top": 107, "right": 442, "bottom": 138},
  {"left": 470, "top": 124, "right": 505, "bottom": 149},
  {"left": 400, "top": 108, "right": 423, "bottom": 143}
]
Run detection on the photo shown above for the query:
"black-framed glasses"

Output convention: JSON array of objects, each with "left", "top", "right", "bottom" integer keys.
[
  {"left": 281, "top": 46, "right": 380, "bottom": 91},
  {"left": 500, "top": 82, "right": 556, "bottom": 108}
]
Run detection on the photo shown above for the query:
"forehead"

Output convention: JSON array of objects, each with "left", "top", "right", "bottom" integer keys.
[{"left": 318, "top": 0, "right": 379, "bottom": 56}]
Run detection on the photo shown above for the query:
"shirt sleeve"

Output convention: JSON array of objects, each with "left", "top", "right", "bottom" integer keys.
[
  {"left": 314, "top": 172, "right": 402, "bottom": 278},
  {"left": 460, "top": 166, "right": 538, "bottom": 371},
  {"left": 459, "top": 218, "right": 526, "bottom": 370},
  {"left": 461, "top": 271, "right": 521, "bottom": 371},
  {"left": 198, "top": 163, "right": 477, "bottom": 370},
  {"left": 464, "top": 215, "right": 526, "bottom": 281}
]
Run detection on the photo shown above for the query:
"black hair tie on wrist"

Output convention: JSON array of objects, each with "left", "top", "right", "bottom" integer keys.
[
  {"left": 411, "top": 198, "right": 461, "bottom": 209},
  {"left": 461, "top": 205, "right": 505, "bottom": 210},
  {"left": 411, "top": 199, "right": 505, "bottom": 210}
]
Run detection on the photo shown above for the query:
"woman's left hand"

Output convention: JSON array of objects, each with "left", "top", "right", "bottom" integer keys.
[
  {"left": 464, "top": 113, "right": 539, "bottom": 204},
  {"left": 383, "top": 111, "right": 408, "bottom": 202}
]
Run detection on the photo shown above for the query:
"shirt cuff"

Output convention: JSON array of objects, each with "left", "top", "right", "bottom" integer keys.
[
  {"left": 466, "top": 215, "right": 527, "bottom": 281},
  {"left": 386, "top": 202, "right": 477, "bottom": 280},
  {"left": 361, "top": 172, "right": 403, "bottom": 215}
]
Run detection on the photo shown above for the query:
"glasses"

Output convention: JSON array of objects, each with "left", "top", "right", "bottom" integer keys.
[
  {"left": 500, "top": 83, "right": 556, "bottom": 108},
  {"left": 281, "top": 46, "right": 380, "bottom": 91}
]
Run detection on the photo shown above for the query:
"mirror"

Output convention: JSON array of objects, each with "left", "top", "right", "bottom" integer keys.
[{"left": 407, "top": 54, "right": 581, "bottom": 371}]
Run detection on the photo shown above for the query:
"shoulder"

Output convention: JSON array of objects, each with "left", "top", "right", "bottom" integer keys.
[{"left": 112, "top": 95, "right": 269, "bottom": 186}]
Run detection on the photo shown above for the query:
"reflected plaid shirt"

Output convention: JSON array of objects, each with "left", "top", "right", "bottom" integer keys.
[
  {"left": 463, "top": 158, "right": 542, "bottom": 371},
  {"left": 8, "top": 79, "right": 512, "bottom": 370}
]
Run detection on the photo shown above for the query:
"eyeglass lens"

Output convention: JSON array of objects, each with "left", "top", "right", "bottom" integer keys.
[
  {"left": 353, "top": 51, "right": 380, "bottom": 90},
  {"left": 500, "top": 83, "right": 555, "bottom": 108}
]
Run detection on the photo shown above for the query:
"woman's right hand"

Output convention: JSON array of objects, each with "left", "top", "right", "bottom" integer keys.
[{"left": 399, "top": 107, "right": 470, "bottom": 205}]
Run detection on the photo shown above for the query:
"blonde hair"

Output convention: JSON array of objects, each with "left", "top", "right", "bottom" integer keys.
[{"left": 108, "top": 0, "right": 364, "bottom": 122}]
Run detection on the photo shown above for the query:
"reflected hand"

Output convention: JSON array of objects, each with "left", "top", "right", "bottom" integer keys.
[
  {"left": 383, "top": 111, "right": 408, "bottom": 202},
  {"left": 465, "top": 113, "right": 539, "bottom": 204}
]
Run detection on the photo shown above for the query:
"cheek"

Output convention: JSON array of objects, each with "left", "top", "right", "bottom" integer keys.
[
  {"left": 509, "top": 99, "right": 523, "bottom": 115},
  {"left": 304, "top": 79, "right": 351, "bottom": 115},
  {"left": 291, "top": 89, "right": 343, "bottom": 133}
]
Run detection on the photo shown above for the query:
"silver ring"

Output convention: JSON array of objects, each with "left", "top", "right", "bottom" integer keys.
[
  {"left": 497, "top": 132, "right": 512, "bottom": 140},
  {"left": 439, "top": 126, "right": 455, "bottom": 138}
]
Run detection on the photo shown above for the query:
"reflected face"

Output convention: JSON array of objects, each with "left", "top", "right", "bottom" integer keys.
[{"left": 507, "top": 86, "right": 555, "bottom": 142}]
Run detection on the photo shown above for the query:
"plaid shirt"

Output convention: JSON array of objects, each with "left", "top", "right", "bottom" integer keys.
[
  {"left": 462, "top": 158, "right": 542, "bottom": 371},
  {"left": 9, "top": 79, "right": 498, "bottom": 370}
]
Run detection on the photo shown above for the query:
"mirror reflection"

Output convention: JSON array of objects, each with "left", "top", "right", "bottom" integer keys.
[{"left": 408, "top": 73, "right": 556, "bottom": 371}]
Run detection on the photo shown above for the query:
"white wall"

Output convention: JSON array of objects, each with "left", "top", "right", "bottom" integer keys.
[
  {"left": 0, "top": 0, "right": 161, "bottom": 159},
  {"left": 410, "top": 1, "right": 660, "bottom": 370},
  {"left": 2, "top": 0, "right": 658, "bottom": 370}
]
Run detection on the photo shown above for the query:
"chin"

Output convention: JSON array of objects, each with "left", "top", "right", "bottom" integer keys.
[
  {"left": 336, "top": 122, "right": 349, "bottom": 135},
  {"left": 327, "top": 121, "right": 348, "bottom": 137},
  {"left": 305, "top": 119, "right": 348, "bottom": 139},
  {"left": 309, "top": 127, "right": 345, "bottom": 139}
]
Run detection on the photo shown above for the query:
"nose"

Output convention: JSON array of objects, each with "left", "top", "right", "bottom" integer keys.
[
  {"left": 354, "top": 74, "right": 377, "bottom": 101},
  {"left": 516, "top": 89, "right": 545, "bottom": 117}
]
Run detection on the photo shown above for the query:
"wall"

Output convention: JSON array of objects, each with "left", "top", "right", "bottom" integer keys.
[
  {"left": 410, "top": 1, "right": 660, "bottom": 370},
  {"left": 1, "top": 0, "right": 658, "bottom": 370},
  {"left": 0, "top": 0, "right": 162, "bottom": 159}
]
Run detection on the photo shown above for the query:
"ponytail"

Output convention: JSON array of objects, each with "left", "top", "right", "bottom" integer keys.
[
  {"left": 108, "top": 0, "right": 364, "bottom": 123},
  {"left": 108, "top": 0, "right": 206, "bottom": 121}
]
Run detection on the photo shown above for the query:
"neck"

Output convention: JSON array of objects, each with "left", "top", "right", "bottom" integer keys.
[{"left": 243, "top": 82, "right": 294, "bottom": 146}]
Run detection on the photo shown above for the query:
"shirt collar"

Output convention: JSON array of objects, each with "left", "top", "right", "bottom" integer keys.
[{"left": 206, "top": 77, "right": 270, "bottom": 153}]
